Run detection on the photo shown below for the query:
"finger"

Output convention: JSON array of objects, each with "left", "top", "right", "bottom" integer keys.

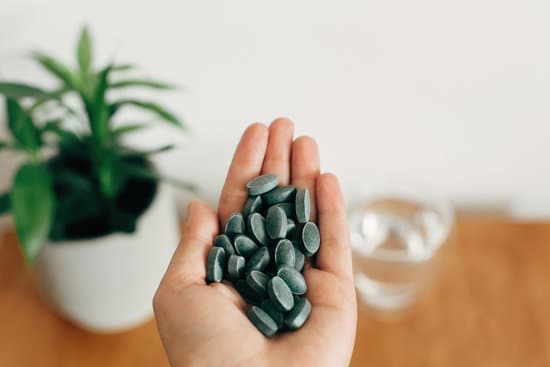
[
  {"left": 315, "top": 173, "right": 353, "bottom": 279},
  {"left": 218, "top": 123, "right": 269, "bottom": 227},
  {"left": 261, "top": 117, "right": 294, "bottom": 185},
  {"left": 291, "top": 136, "right": 320, "bottom": 220},
  {"left": 163, "top": 201, "right": 218, "bottom": 287}
]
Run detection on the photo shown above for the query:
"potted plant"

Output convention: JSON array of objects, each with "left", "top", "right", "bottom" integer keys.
[{"left": 0, "top": 27, "right": 189, "bottom": 332}]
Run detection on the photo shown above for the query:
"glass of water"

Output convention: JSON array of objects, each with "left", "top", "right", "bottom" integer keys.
[{"left": 349, "top": 188, "right": 454, "bottom": 315}]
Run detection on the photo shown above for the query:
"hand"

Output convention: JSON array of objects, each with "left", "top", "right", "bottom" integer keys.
[{"left": 154, "top": 118, "right": 357, "bottom": 367}]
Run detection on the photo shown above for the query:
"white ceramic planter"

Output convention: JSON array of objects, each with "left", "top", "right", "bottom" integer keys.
[{"left": 34, "top": 185, "right": 180, "bottom": 333}]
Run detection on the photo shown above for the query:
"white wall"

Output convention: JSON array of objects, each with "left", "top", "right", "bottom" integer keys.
[{"left": 1, "top": 0, "right": 549, "bottom": 216}]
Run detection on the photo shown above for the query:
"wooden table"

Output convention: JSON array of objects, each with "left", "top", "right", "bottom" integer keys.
[{"left": 1, "top": 217, "right": 549, "bottom": 367}]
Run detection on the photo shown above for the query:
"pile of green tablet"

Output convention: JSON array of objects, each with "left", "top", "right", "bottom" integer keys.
[{"left": 206, "top": 174, "right": 320, "bottom": 337}]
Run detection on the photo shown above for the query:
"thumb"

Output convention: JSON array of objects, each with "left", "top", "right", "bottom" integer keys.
[{"left": 163, "top": 200, "right": 219, "bottom": 287}]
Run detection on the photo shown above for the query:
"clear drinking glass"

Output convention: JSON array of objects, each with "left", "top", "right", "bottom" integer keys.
[{"left": 349, "top": 188, "right": 455, "bottom": 316}]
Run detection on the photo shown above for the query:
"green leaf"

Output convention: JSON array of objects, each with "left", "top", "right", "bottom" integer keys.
[
  {"left": 111, "top": 64, "right": 134, "bottom": 71},
  {"left": 0, "top": 82, "right": 49, "bottom": 99},
  {"left": 29, "top": 86, "right": 72, "bottom": 111},
  {"left": 6, "top": 98, "right": 40, "bottom": 151},
  {"left": 126, "top": 144, "right": 175, "bottom": 156},
  {"left": 149, "top": 144, "right": 175, "bottom": 154},
  {"left": 112, "top": 123, "right": 150, "bottom": 136},
  {"left": 77, "top": 27, "right": 92, "bottom": 75},
  {"left": 41, "top": 120, "right": 80, "bottom": 143},
  {"left": 32, "top": 52, "right": 77, "bottom": 90},
  {"left": 89, "top": 64, "right": 112, "bottom": 142},
  {"left": 98, "top": 152, "right": 125, "bottom": 198},
  {"left": 109, "top": 79, "right": 176, "bottom": 90},
  {"left": 0, "top": 140, "right": 20, "bottom": 151},
  {"left": 11, "top": 163, "right": 55, "bottom": 263},
  {"left": 48, "top": 86, "right": 71, "bottom": 99},
  {"left": 110, "top": 99, "right": 184, "bottom": 128},
  {"left": 120, "top": 161, "right": 157, "bottom": 181},
  {"left": 0, "top": 191, "right": 10, "bottom": 215}
]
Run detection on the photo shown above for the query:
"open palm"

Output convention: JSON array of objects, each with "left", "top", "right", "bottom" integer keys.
[{"left": 154, "top": 119, "right": 357, "bottom": 367}]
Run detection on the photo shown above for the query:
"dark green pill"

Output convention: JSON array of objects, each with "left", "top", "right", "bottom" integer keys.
[
  {"left": 300, "top": 221, "right": 320, "bottom": 256},
  {"left": 268, "top": 276, "right": 295, "bottom": 312},
  {"left": 263, "top": 185, "right": 296, "bottom": 205},
  {"left": 214, "top": 234, "right": 235, "bottom": 258},
  {"left": 295, "top": 188, "right": 311, "bottom": 223},
  {"left": 225, "top": 212, "right": 245, "bottom": 238},
  {"left": 245, "top": 247, "right": 271, "bottom": 273},
  {"left": 272, "top": 202, "right": 295, "bottom": 219},
  {"left": 248, "top": 305, "right": 278, "bottom": 337},
  {"left": 227, "top": 254, "right": 245, "bottom": 279},
  {"left": 262, "top": 299, "right": 284, "bottom": 329},
  {"left": 235, "top": 279, "right": 262, "bottom": 305},
  {"left": 247, "top": 212, "right": 270, "bottom": 246},
  {"left": 206, "top": 247, "right": 225, "bottom": 283},
  {"left": 246, "top": 270, "right": 270, "bottom": 297},
  {"left": 234, "top": 234, "right": 259, "bottom": 257},
  {"left": 294, "top": 246, "right": 305, "bottom": 271},
  {"left": 278, "top": 266, "right": 307, "bottom": 295},
  {"left": 286, "top": 218, "right": 297, "bottom": 238},
  {"left": 274, "top": 239, "right": 295, "bottom": 268},
  {"left": 266, "top": 206, "right": 287, "bottom": 239},
  {"left": 243, "top": 196, "right": 263, "bottom": 217},
  {"left": 285, "top": 296, "right": 312, "bottom": 330},
  {"left": 247, "top": 174, "right": 279, "bottom": 196}
]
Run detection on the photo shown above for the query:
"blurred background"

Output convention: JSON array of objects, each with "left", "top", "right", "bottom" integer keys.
[
  {"left": 1, "top": 1, "right": 550, "bottom": 367},
  {"left": 1, "top": 0, "right": 549, "bottom": 218}
]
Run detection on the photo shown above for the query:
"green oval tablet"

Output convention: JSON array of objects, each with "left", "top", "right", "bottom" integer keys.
[
  {"left": 245, "top": 247, "right": 271, "bottom": 273},
  {"left": 263, "top": 185, "right": 296, "bottom": 205},
  {"left": 225, "top": 212, "right": 245, "bottom": 238},
  {"left": 278, "top": 266, "right": 307, "bottom": 295},
  {"left": 300, "top": 221, "right": 320, "bottom": 256},
  {"left": 248, "top": 305, "right": 279, "bottom": 337},
  {"left": 272, "top": 202, "right": 295, "bottom": 219},
  {"left": 247, "top": 212, "right": 269, "bottom": 246},
  {"left": 246, "top": 174, "right": 279, "bottom": 196},
  {"left": 268, "top": 276, "right": 295, "bottom": 312},
  {"left": 214, "top": 234, "right": 235, "bottom": 259},
  {"left": 274, "top": 239, "right": 295, "bottom": 268},
  {"left": 261, "top": 299, "right": 284, "bottom": 329},
  {"left": 295, "top": 188, "right": 311, "bottom": 223},
  {"left": 246, "top": 270, "right": 270, "bottom": 297},
  {"left": 285, "top": 296, "right": 311, "bottom": 330},
  {"left": 206, "top": 246, "right": 225, "bottom": 283},
  {"left": 286, "top": 218, "right": 297, "bottom": 238},
  {"left": 293, "top": 246, "right": 305, "bottom": 271},
  {"left": 234, "top": 234, "right": 259, "bottom": 257},
  {"left": 227, "top": 254, "right": 245, "bottom": 279},
  {"left": 266, "top": 206, "right": 287, "bottom": 239},
  {"left": 243, "top": 195, "right": 263, "bottom": 217}
]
